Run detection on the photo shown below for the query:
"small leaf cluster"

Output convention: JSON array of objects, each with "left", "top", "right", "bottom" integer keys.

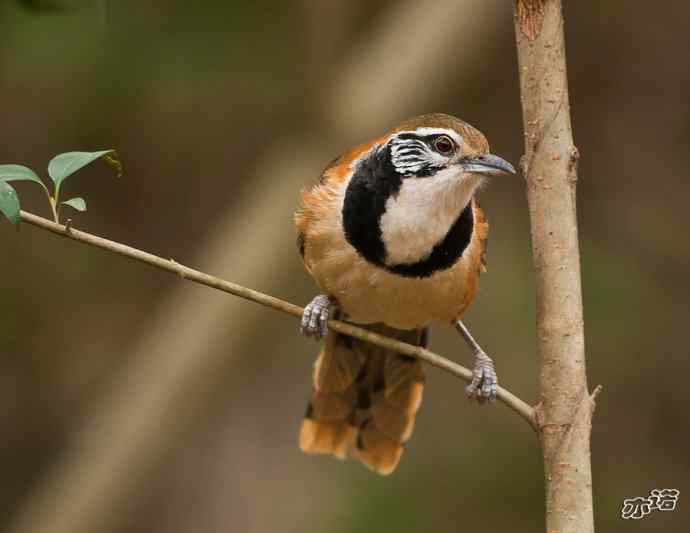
[{"left": 0, "top": 150, "right": 122, "bottom": 226}]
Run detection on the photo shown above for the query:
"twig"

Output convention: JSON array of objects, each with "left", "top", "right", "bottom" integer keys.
[{"left": 18, "top": 209, "right": 537, "bottom": 429}]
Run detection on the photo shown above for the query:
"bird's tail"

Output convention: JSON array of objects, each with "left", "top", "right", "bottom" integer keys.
[{"left": 299, "top": 323, "right": 426, "bottom": 475}]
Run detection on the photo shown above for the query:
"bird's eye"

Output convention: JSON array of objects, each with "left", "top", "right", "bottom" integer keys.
[{"left": 434, "top": 135, "right": 454, "bottom": 155}]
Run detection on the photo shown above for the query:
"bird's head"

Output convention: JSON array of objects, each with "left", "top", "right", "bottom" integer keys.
[
  {"left": 387, "top": 113, "right": 515, "bottom": 182},
  {"left": 340, "top": 113, "right": 515, "bottom": 277}
]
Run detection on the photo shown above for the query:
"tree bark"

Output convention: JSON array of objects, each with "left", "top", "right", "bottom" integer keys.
[{"left": 512, "top": 1, "right": 597, "bottom": 532}]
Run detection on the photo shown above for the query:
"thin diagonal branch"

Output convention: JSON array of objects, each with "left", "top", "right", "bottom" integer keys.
[{"left": 18, "top": 209, "right": 537, "bottom": 429}]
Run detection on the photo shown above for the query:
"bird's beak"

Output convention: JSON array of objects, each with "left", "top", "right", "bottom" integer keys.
[{"left": 459, "top": 154, "right": 516, "bottom": 176}]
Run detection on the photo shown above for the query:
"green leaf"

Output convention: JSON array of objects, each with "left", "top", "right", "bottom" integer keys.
[
  {"left": 61, "top": 197, "right": 87, "bottom": 212},
  {"left": 48, "top": 150, "right": 122, "bottom": 186},
  {"left": 0, "top": 164, "right": 44, "bottom": 186},
  {"left": 0, "top": 181, "right": 21, "bottom": 226}
]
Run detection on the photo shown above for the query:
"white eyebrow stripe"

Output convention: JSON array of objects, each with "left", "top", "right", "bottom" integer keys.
[{"left": 395, "top": 128, "right": 463, "bottom": 147}]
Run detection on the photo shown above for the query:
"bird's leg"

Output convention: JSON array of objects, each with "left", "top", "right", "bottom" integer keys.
[
  {"left": 454, "top": 320, "right": 498, "bottom": 403},
  {"left": 301, "top": 294, "right": 334, "bottom": 340}
]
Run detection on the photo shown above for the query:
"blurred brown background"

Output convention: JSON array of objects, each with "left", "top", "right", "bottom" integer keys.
[{"left": 0, "top": 1, "right": 688, "bottom": 532}]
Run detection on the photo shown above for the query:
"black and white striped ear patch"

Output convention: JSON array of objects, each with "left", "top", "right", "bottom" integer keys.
[
  {"left": 388, "top": 129, "right": 462, "bottom": 177},
  {"left": 389, "top": 135, "right": 430, "bottom": 175}
]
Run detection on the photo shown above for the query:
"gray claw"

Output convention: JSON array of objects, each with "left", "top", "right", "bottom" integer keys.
[
  {"left": 465, "top": 351, "right": 498, "bottom": 404},
  {"left": 301, "top": 295, "right": 332, "bottom": 340}
]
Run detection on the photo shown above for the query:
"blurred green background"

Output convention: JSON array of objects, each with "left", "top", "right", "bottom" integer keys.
[{"left": 0, "top": 1, "right": 688, "bottom": 532}]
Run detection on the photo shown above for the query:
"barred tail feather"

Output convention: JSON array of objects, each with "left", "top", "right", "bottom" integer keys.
[{"left": 299, "top": 324, "right": 426, "bottom": 475}]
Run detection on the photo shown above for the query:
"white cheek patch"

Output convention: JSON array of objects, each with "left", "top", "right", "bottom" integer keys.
[{"left": 379, "top": 170, "right": 482, "bottom": 266}]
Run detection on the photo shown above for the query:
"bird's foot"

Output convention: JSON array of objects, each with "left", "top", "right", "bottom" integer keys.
[
  {"left": 300, "top": 294, "right": 332, "bottom": 340},
  {"left": 465, "top": 351, "right": 498, "bottom": 404}
]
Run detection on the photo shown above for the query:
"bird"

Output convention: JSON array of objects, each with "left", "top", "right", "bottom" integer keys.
[{"left": 294, "top": 113, "right": 515, "bottom": 475}]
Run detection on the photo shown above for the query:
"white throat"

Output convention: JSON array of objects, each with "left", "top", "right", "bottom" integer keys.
[{"left": 379, "top": 169, "right": 482, "bottom": 266}]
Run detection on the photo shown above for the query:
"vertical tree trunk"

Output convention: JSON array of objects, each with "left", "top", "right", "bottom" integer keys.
[{"left": 512, "top": 2, "right": 597, "bottom": 532}]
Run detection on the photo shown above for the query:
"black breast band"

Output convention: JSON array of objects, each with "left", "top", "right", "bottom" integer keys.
[{"left": 342, "top": 145, "right": 474, "bottom": 279}]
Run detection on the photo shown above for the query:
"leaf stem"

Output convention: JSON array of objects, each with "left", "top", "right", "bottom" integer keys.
[
  {"left": 54, "top": 182, "right": 62, "bottom": 206},
  {"left": 48, "top": 196, "right": 59, "bottom": 224}
]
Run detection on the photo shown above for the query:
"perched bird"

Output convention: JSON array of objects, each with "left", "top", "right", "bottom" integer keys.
[{"left": 294, "top": 113, "right": 515, "bottom": 475}]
